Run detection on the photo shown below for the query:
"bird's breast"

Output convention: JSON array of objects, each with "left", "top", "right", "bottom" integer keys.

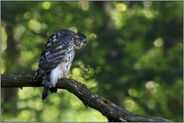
[
  {"left": 61, "top": 49, "right": 75, "bottom": 76},
  {"left": 50, "top": 49, "right": 75, "bottom": 86}
]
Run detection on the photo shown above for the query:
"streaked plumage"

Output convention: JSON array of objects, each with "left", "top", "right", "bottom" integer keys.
[{"left": 34, "top": 29, "right": 86, "bottom": 101}]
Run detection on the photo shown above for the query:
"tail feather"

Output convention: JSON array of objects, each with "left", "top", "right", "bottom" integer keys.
[{"left": 42, "top": 73, "right": 51, "bottom": 101}]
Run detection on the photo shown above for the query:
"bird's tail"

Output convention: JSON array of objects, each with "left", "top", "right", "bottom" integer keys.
[{"left": 42, "top": 73, "right": 51, "bottom": 101}]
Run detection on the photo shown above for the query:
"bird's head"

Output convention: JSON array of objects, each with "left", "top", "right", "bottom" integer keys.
[{"left": 74, "top": 32, "right": 87, "bottom": 50}]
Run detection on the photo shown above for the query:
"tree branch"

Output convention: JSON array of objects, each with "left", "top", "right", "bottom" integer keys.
[{"left": 1, "top": 73, "right": 172, "bottom": 122}]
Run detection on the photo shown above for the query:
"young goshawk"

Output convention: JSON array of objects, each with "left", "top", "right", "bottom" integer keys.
[{"left": 34, "top": 29, "right": 86, "bottom": 101}]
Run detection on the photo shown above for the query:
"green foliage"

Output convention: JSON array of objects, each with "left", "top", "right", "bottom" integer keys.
[{"left": 1, "top": 1, "right": 183, "bottom": 122}]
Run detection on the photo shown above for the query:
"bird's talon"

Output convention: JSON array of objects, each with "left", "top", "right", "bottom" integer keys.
[{"left": 49, "top": 87, "right": 58, "bottom": 93}]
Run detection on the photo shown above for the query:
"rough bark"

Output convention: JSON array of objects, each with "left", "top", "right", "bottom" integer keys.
[{"left": 1, "top": 73, "right": 172, "bottom": 122}]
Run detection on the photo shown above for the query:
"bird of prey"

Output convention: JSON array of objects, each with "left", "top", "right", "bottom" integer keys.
[{"left": 34, "top": 29, "right": 86, "bottom": 101}]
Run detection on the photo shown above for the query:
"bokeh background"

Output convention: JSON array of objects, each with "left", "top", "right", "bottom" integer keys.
[{"left": 1, "top": 1, "right": 183, "bottom": 122}]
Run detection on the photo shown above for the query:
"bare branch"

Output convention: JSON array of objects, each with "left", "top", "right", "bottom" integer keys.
[{"left": 1, "top": 73, "right": 172, "bottom": 122}]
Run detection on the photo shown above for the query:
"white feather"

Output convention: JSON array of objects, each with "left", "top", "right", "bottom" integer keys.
[
  {"left": 50, "top": 66, "right": 63, "bottom": 87},
  {"left": 50, "top": 50, "right": 75, "bottom": 87}
]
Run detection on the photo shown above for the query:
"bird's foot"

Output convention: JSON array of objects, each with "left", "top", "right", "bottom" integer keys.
[{"left": 49, "top": 87, "right": 58, "bottom": 93}]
